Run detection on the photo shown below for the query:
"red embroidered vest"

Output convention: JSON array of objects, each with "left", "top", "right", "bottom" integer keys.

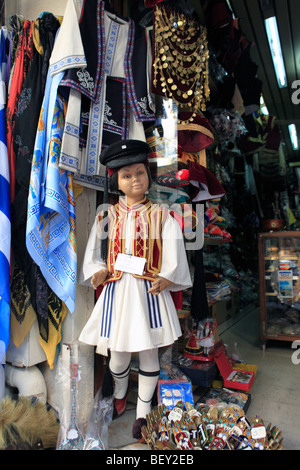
[{"left": 97, "top": 197, "right": 168, "bottom": 285}]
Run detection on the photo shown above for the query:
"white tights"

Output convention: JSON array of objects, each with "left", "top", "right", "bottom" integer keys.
[{"left": 109, "top": 348, "right": 160, "bottom": 419}]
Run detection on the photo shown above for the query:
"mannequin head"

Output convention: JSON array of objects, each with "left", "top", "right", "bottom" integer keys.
[
  {"left": 110, "top": 162, "right": 152, "bottom": 204},
  {"left": 100, "top": 139, "right": 152, "bottom": 205}
]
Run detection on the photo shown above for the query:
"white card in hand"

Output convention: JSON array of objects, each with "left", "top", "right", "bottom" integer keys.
[{"left": 114, "top": 253, "right": 146, "bottom": 275}]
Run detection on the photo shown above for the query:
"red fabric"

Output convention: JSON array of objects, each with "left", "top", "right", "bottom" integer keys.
[
  {"left": 188, "top": 162, "right": 225, "bottom": 197},
  {"left": 178, "top": 112, "right": 214, "bottom": 152},
  {"left": 144, "top": 0, "right": 164, "bottom": 6},
  {"left": 6, "top": 20, "right": 35, "bottom": 203},
  {"left": 170, "top": 290, "right": 183, "bottom": 309},
  {"left": 207, "top": 0, "right": 233, "bottom": 31}
]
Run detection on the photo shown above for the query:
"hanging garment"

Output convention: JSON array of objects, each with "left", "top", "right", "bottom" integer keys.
[
  {"left": 190, "top": 248, "right": 209, "bottom": 322},
  {"left": 6, "top": 15, "right": 25, "bottom": 88},
  {"left": 6, "top": 20, "right": 35, "bottom": 203},
  {"left": 49, "top": 0, "right": 155, "bottom": 189},
  {"left": 12, "top": 14, "right": 60, "bottom": 287},
  {"left": 10, "top": 15, "right": 66, "bottom": 366},
  {"left": 0, "top": 30, "right": 11, "bottom": 350},
  {"left": 26, "top": 69, "right": 77, "bottom": 315},
  {"left": 10, "top": 268, "right": 36, "bottom": 349}
]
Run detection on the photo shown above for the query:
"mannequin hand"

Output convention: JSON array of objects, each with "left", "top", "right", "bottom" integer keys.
[
  {"left": 91, "top": 268, "right": 109, "bottom": 290},
  {"left": 148, "top": 274, "right": 173, "bottom": 295}
]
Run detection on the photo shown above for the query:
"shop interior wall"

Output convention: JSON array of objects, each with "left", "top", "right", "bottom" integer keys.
[
  {"left": 5, "top": 0, "right": 67, "bottom": 21},
  {"left": 5, "top": 0, "right": 96, "bottom": 427}
]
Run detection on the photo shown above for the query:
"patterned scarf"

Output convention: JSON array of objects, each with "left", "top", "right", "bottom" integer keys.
[{"left": 6, "top": 20, "right": 35, "bottom": 203}]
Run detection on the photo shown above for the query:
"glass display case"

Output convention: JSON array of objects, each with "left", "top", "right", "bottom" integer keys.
[{"left": 258, "top": 231, "right": 300, "bottom": 348}]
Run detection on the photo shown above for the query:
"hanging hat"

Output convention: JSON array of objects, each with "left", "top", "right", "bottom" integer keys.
[
  {"left": 155, "top": 162, "right": 226, "bottom": 202},
  {"left": 178, "top": 112, "right": 214, "bottom": 153},
  {"left": 207, "top": 0, "right": 233, "bottom": 31},
  {"left": 188, "top": 162, "right": 226, "bottom": 202},
  {"left": 155, "top": 169, "right": 190, "bottom": 189}
]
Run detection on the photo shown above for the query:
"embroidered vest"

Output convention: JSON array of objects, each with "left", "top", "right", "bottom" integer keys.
[{"left": 98, "top": 197, "right": 168, "bottom": 284}]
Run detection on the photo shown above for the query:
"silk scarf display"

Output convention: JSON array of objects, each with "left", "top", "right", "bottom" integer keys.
[
  {"left": 9, "top": 16, "right": 66, "bottom": 366},
  {"left": 26, "top": 69, "right": 77, "bottom": 315}
]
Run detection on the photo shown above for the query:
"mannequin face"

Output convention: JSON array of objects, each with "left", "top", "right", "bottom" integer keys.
[{"left": 117, "top": 163, "right": 149, "bottom": 204}]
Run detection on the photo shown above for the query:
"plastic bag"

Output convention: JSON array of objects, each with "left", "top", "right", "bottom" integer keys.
[
  {"left": 83, "top": 390, "right": 113, "bottom": 450},
  {"left": 159, "top": 346, "right": 190, "bottom": 381},
  {"left": 195, "top": 318, "right": 217, "bottom": 355},
  {"left": 55, "top": 343, "right": 85, "bottom": 450}
]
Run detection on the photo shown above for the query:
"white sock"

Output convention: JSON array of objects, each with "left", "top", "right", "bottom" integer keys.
[
  {"left": 109, "top": 351, "right": 131, "bottom": 399},
  {"left": 136, "top": 348, "right": 160, "bottom": 419}
]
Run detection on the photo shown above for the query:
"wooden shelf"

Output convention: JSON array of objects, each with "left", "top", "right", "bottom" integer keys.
[
  {"left": 177, "top": 309, "right": 190, "bottom": 319},
  {"left": 204, "top": 238, "right": 232, "bottom": 246}
]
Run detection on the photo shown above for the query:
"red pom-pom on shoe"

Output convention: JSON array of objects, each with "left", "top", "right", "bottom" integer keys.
[
  {"left": 132, "top": 418, "right": 147, "bottom": 440},
  {"left": 176, "top": 169, "right": 189, "bottom": 180}
]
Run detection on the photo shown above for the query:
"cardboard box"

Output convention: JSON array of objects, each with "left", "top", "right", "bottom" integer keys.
[
  {"left": 177, "top": 360, "right": 218, "bottom": 387},
  {"left": 210, "top": 291, "right": 239, "bottom": 326},
  {"left": 212, "top": 341, "right": 256, "bottom": 392}
]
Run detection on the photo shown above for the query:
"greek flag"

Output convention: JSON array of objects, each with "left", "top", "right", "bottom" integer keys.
[{"left": 0, "top": 29, "right": 11, "bottom": 350}]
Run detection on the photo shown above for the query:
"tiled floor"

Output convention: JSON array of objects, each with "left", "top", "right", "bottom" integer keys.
[
  {"left": 108, "top": 307, "right": 300, "bottom": 450},
  {"left": 220, "top": 307, "right": 300, "bottom": 451}
]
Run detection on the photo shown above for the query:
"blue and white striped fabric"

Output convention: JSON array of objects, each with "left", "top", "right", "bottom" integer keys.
[
  {"left": 100, "top": 279, "right": 162, "bottom": 340},
  {"left": 144, "top": 280, "right": 162, "bottom": 329},
  {"left": 0, "top": 29, "right": 11, "bottom": 350},
  {"left": 100, "top": 282, "right": 116, "bottom": 339}
]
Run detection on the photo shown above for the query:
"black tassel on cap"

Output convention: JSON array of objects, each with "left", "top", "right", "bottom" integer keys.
[{"left": 101, "top": 169, "right": 109, "bottom": 262}]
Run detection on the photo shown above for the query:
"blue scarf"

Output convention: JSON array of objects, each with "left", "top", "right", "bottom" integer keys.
[{"left": 26, "top": 69, "right": 77, "bottom": 313}]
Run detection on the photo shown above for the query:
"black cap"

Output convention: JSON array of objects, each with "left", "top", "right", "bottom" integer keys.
[
  {"left": 99, "top": 139, "right": 150, "bottom": 262},
  {"left": 100, "top": 139, "right": 150, "bottom": 172}
]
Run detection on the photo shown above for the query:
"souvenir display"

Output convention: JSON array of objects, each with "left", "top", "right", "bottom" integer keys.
[
  {"left": 158, "top": 380, "right": 194, "bottom": 410},
  {"left": 259, "top": 232, "right": 300, "bottom": 347},
  {"left": 140, "top": 401, "right": 283, "bottom": 450},
  {"left": 212, "top": 341, "right": 256, "bottom": 392},
  {"left": 195, "top": 387, "right": 250, "bottom": 413},
  {"left": 183, "top": 318, "right": 217, "bottom": 361}
]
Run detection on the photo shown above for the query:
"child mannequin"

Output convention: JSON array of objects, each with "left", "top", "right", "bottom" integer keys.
[{"left": 79, "top": 139, "right": 192, "bottom": 440}]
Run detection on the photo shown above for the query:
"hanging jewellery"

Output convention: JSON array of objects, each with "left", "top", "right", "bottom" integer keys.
[{"left": 152, "top": 3, "right": 210, "bottom": 120}]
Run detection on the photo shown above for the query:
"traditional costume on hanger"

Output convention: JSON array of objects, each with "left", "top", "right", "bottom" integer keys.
[{"left": 49, "top": 0, "right": 155, "bottom": 190}]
